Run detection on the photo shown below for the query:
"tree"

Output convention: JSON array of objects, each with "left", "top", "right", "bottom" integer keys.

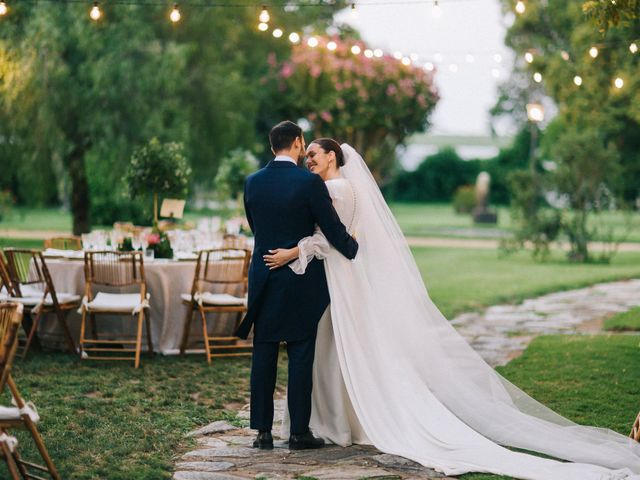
[
  {"left": 263, "top": 35, "right": 438, "bottom": 181},
  {"left": 0, "top": 3, "right": 188, "bottom": 234},
  {"left": 582, "top": 0, "right": 639, "bottom": 32}
]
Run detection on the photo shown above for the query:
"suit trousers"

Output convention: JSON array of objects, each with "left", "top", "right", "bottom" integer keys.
[{"left": 250, "top": 332, "right": 317, "bottom": 435}]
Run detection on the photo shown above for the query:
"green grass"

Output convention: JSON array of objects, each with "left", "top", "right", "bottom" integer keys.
[
  {"left": 604, "top": 307, "right": 640, "bottom": 332},
  {"left": 0, "top": 238, "right": 44, "bottom": 249},
  {"left": 0, "top": 207, "right": 73, "bottom": 232},
  {"left": 460, "top": 334, "right": 640, "bottom": 480},
  {"left": 413, "top": 247, "right": 640, "bottom": 318},
  {"left": 5, "top": 353, "right": 277, "bottom": 479}
]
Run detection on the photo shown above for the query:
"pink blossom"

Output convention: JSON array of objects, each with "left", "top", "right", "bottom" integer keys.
[
  {"left": 386, "top": 84, "right": 398, "bottom": 96},
  {"left": 310, "top": 65, "right": 322, "bottom": 78},
  {"left": 147, "top": 233, "right": 160, "bottom": 245},
  {"left": 320, "top": 111, "right": 333, "bottom": 122},
  {"left": 280, "top": 63, "right": 294, "bottom": 79}
]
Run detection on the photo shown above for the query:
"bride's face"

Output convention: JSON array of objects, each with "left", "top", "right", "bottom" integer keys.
[{"left": 305, "top": 143, "right": 336, "bottom": 180}]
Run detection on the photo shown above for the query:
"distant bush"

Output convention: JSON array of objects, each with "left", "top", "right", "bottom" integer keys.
[{"left": 453, "top": 185, "right": 475, "bottom": 214}]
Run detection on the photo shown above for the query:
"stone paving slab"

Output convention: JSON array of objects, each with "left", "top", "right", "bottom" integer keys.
[{"left": 175, "top": 278, "right": 640, "bottom": 479}]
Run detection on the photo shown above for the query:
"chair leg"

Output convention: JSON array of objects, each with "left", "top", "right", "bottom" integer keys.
[
  {"left": 90, "top": 313, "right": 98, "bottom": 340},
  {"left": 0, "top": 431, "right": 21, "bottom": 480},
  {"left": 134, "top": 311, "right": 144, "bottom": 369},
  {"left": 7, "top": 380, "right": 60, "bottom": 480},
  {"left": 53, "top": 306, "right": 77, "bottom": 356},
  {"left": 144, "top": 310, "right": 154, "bottom": 356},
  {"left": 79, "top": 308, "right": 87, "bottom": 360},
  {"left": 179, "top": 305, "right": 194, "bottom": 356},
  {"left": 21, "top": 310, "right": 42, "bottom": 360},
  {"left": 198, "top": 307, "right": 212, "bottom": 365}
]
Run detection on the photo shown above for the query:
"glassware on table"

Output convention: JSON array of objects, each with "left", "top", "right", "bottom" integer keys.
[
  {"left": 131, "top": 234, "right": 142, "bottom": 252},
  {"left": 144, "top": 248, "right": 155, "bottom": 261},
  {"left": 81, "top": 233, "right": 93, "bottom": 251}
]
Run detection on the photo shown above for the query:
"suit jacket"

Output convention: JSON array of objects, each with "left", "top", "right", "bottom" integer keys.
[{"left": 236, "top": 160, "right": 359, "bottom": 342}]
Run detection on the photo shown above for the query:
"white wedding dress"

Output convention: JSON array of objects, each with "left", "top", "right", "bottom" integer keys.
[{"left": 280, "top": 144, "right": 640, "bottom": 480}]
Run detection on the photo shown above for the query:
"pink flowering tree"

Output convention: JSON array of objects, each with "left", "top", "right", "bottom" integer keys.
[{"left": 264, "top": 37, "right": 439, "bottom": 181}]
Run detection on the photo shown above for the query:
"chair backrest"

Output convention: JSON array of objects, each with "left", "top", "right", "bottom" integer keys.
[
  {"left": 3, "top": 249, "right": 54, "bottom": 299},
  {"left": 0, "top": 302, "right": 22, "bottom": 393},
  {"left": 0, "top": 252, "right": 16, "bottom": 297},
  {"left": 84, "top": 251, "right": 146, "bottom": 287},
  {"left": 190, "top": 249, "right": 250, "bottom": 297},
  {"left": 44, "top": 236, "right": 82, "bottom": 251}
]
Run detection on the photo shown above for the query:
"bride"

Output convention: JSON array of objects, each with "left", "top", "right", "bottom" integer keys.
[{"left": 262, "top": 139, "right": 640, "bottom": 480}]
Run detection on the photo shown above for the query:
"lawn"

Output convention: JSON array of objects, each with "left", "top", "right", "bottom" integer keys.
[
  {"left": 413, "top": 247, "right": 640, "bottom": 318},
  {"left": 460, "top": 334, "right": 640, "bottom": 480},
  {"left": 604, "top": 307, "right": 640, "bottom": 332}
]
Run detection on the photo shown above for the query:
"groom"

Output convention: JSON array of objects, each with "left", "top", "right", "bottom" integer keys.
[{"left": 236, "top": 120, "right": 359, "bottom": 450}]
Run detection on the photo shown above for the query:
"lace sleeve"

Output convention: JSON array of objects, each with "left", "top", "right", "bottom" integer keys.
[{"left": 289, "top": 226, "right": 331, "bottom": 275}]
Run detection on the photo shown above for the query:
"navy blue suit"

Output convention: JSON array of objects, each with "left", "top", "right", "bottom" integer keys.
[{"left": 237, "top": 159, "right": 358, "bottom": 434}]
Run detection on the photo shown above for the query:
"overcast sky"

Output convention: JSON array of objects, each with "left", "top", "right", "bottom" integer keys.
[{"left": 335, "top": 0, "right": 515, "bottom": 137}]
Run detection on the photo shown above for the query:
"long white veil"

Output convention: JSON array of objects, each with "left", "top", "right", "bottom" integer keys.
[{"left": 338, "top": 143, "right": 640, "bottom": 474}]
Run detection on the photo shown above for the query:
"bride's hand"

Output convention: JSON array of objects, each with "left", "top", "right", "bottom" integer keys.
[{"left": 263, "top": 247, "right": 298, "bottom": 270}]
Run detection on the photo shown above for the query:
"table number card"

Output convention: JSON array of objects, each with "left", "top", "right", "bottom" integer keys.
[{"left": 160, "top": 199, "right": 186, "bottom": 219}]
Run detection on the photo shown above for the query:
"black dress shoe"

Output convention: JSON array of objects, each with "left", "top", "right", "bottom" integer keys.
[
  {"left": 288, "top": 431, "right": 325, "bottom": 450},
  {"left": 252, "top": 431, "right": 273, "bottom": 450}
]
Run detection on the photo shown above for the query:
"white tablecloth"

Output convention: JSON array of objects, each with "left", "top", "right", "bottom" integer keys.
[{"left": 40, "top": 258, "right": 244, "bottom": 354}]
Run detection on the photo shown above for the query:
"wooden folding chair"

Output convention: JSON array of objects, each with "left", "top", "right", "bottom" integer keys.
[
  {"left": 179, "top": 248, "right": 252, "bottom": 364},
  {"left": 631, "top": 411, "right": 640, "bottom": 441},
  {"left": 3, "top": 249, "right": 79, "bottom": 359},
  {"left": 0, "top": 253, "right": 14, "bottom": 300},
  {"left": 43, "top": 236, "right": 82, "bottom": 251},
  {"left": 80, "top": 251, "right": 153, "bottom": 368},
  {"left": 0, "top": 302, "right": 61, "bottom": 480}
]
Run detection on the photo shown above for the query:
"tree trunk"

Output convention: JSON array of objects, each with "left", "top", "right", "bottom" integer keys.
[{"left": 68, "top": 145, "right": 91, "bottom": 235}]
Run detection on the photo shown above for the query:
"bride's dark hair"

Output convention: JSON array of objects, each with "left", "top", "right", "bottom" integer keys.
[{"left": 311, "top": 138, "right": 344, "bottom": 167}]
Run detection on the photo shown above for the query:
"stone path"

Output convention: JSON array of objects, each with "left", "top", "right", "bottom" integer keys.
[{"left": 174, "top": 278, "right": 640, "bottom": 479}]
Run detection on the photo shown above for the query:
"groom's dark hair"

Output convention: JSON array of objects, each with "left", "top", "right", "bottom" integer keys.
[{"left": 269, "top": 121, "right": 303, "bottom": 152}]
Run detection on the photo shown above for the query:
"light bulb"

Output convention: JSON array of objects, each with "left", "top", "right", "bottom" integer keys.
[
  {"left": 351, "top": 45, "right": 361, "bottom": 55},
  {"left": 289, "top": 32, "right": 300, "bottom": 43},
  {"left": 170, "top": 4, "right": 181, "bottom": 23},
  {"left": 589, "top": 46, "right": 598, "bottom": 58},
  {"left": 327, "top": 41, "right": 337, "bottom": 51},
  {"left": 0, "top": 1, "right": 8, "bottom": 16},
  {"left": 307, "top": 37, "right": 319, "bottom": 48},
  {"left": 494, "top": 53, "right": 503, "bottom": 63},
  {"left": 90, "top": 2, "right": 101, "bottom": 21},
  {"left": 373, "top": 49, "right": 383, "bottom": 58},
  {"left": 614, "top": 77, "right": 624, "bottom": 89},
  {"left": 630, "top": 42, "right": 638, "bottom": 54},
  {"left": 515, "top": 1, "right": 525, "bottom": 14},
  {"left": 573, "top": 75, "right": 582, "bottom": 86},
  {"left": 364, "top": 49, "right": 374, "bottom": 58},
  {"left": 533, "top": 72, "right": 542, "bottom": 83},
  {"left": 402, "top": 57, "right": 411, "bottom": 66},
  {"left": 465, "top": 54, "right": 475, "bottom": 63},
  {"left": 259, "top": 6, "right": 270, "bottom": 23},
  {"left": 393, "top": 51, "right": 403, "bottom": 60},
  {"left": 491, "top": 68, "right": 501, "bottom": 78},
  {"left": 272, "top": 28, "right": 283, "bottom": 38},
  {"left": 425, "top": 62, "right": 435, "bottom": 71},
  {"left": 258, "top": 22, "right": 269, "bottom": 31},
  {"left": 432, "top": 0, "right": 442, "bottom": 18},
  {"left": 524, "top": 52, "right": 534, "bottom": 63}
]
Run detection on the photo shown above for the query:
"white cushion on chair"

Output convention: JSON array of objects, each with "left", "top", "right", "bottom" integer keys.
[
  {"left": 181, "top": 292, "right": 246, "bottom": 306},
  {"left": 9, "top": 292, "right": 80, "bottom": 307},
  {"left": 86, "top": 292, "right": 149, "bottom": 313},
  {"left": 0, "top": 402, "right": 39, "bottom": 422}
]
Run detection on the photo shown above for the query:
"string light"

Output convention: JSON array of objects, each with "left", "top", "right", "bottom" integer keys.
[
  {"left": 259, "top": 5, "right": 270, "bottom": 23},
  {"left": 364, "top": 48, "right": 374, "bottom": 58},
  {"left": 272, "top": 28, "right": 283, "bottom": 38},
  {"left": 307, "top": 37, "right": 318, "bottom": 47},
  {"left": 351, "top": 45, "right": 361, "bottom": 55},
  {"left": 573, "top": 75, "right": 582, "bottom": 86},
  {"left": 373, "top": 48, "right": 383, "bottom": 58},
  {"left": 425, "top": 62, "right": 435, "bottom": 71},
  {"left": 515, "top": 0, "right": 525, "bottom": 14},
  {"left": 630, "top": 42, "right": 638, "bottom": 54},
  {"left": 524, "top": 51, "right": 534, "bottom": 63},
  {"left": 465, "top": 53, "right": 475, "bottom": 63},
  {"left": 90, "top": 2, "right": 102, "bottom": 21},
  {"left": 288, "top": 32, "right": 300, "bottom": 43},
  {"left": 327, "top": 41, "right": 337, "bottom": 51},
  {"left": 0, "top": 1, "right": 7, "bottom": 16},
  {"left": 410, "top": 53, "right": 419, "bottom": 62},
  {"left": 614, "top": 77, "right": 624, "bottom": 89},
  {"left": 169, "top": 4, "right": 181, "bottom": 22},
  {"left": 258, "top": 22, "right": 268, "bottom": 31},
  {"left": 493, "top": 53, "right": 502, "bottom": 63},
  {"left": 589, "top": 46, "right": 598, "bottom": 58},
  {"left": 533, "top": 72, "right": 542, "bottom": 83},
  {"left": 393, "top": 51, "right": 403, "bottom": 60},
  {"left": 402, "top": 57, "right": 412, "bottom": 66}
]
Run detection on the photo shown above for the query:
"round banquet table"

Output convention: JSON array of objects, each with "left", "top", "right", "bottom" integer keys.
[{"left": 39, "top": 258, "right": 244, "bottom": 354}]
